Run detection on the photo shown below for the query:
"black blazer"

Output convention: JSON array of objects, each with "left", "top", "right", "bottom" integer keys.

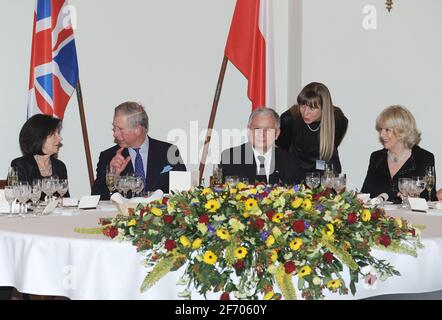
[
  {"left": 91, "top": 137, "right": 186, "bottom": 199},
  {"left": 361, "top": 145, "right": 436, "bottom": 203},
  {"left": 220, "top": 143, "right": 303, "bottom": 185},
  {"left": 276, "top": 106, "right": 348, "bottom": 175},
  {"left": 10, "top": 155, "right": 70, "bottom": 197}
]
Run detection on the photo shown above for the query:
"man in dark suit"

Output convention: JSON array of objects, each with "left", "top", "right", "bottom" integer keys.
[
  {"left": 221, "top": 108, "right": 303, "bottom": 185},
  {"left": 91, "top": 102, "right": 186, "bottom": 199}
]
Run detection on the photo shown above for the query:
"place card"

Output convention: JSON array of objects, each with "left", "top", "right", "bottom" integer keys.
[
  {"left": 408, "top": 197, "right": 429, "bottom": 213},
  {"left": 169, "top": 171, "right": 199, "bottom": 193},
  {"left": 78, "top": 195, "right": 100, "bottom": 210},
  {"left": 62, "top": 197, "right": 79, "bottom": 207}
]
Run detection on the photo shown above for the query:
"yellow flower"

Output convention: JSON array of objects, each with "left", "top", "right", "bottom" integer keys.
[
  {"left": 235, "top": 194, "right": 242, "bottom": 201},
  {"left": 272, "top": 213, "right": 284, "bottom": 223},
  {"left": 327, "top": 279, "right": 342, "bottom": 290},
  {"left": 167, "top": 203, "right": 175, "bottom": 213},
  {"left": 395, "top": 218, "right": 403, "bottom": 228},
  {"left": 325, "top": 223, "right": 334, "bottom": 236},
  {"left": 245, "top": 198, "right": 258, "bottom": 211},
  {"left": 235, "top": 247, "right": 248, "bottom": 259},
  {"left": 290, "top": 238, "right": 303, "bottom": 251},
  {"left": 263, "top": 291, "right": 274, "bottom": 300},
  {"left": 263, "top": 197, "right": 272, "bottom": 205},
  {"left": 230, "top": 188, "right": 238, "bottom": 194},
  {"left": 192, "top": 238, "right": 202, "bottom": 249},
  {"left": 150, "top": 207, "right": 163, "bottom": 217},
  {"left": 202, "top": 187, "right": 212, "bottom": 195},
  {"left": 179, "top": 235, "right": 191, "bottom": 247},
  {"left": 127, "top": 219, "right": 137, "bottom": 227},
  {"left": 216, "top": 229, "right": 231, "bottom": 241},
  {"left": 266, "top": 235, "right": 275, "bottom": 247},
  {"left": 237, "top": 182, "right": 247, "bottom": 190},
  {"left": 242, "top": 212, "right": 250, "bottom": 218},
  {"left": 229, "top": 218, "right": 245, "bottom": 233},
  {"left": 298, "top": 266, "right": 312, "bottom": 278},
  {"left": 291, "top": 198, "right": 303, "bottom": 209},
  {"left": 249, "top": 188, "right": 258, "bottom": 195},
  {"left": 270, "top": 249, "right": 278, "bottom": 262},
  {"left": 362, "top": 209, "right": 371, "bottom": 222},
  {"left": 205, "top": 199, "right": 220, "bottom": 213},
  {"left": 313, "top": 276, "right": 321, "bottom": 286},
  {"left": 203, "top": 251, "right": 217, "bottom": 265},
  {"left": 197, "top": 223, "right": 208, "bottom": 235},
  {"left": 302, "top": 198, "right": 312, "bottom": 210}
]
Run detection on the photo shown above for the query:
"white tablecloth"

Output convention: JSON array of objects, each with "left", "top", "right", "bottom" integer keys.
[{"left": 1, "top": 203, "right": 442, "bottom": 300}]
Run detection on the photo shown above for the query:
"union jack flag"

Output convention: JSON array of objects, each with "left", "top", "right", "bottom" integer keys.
[{"left": 27, "top": 0, "right": 79, "bottom": 119}]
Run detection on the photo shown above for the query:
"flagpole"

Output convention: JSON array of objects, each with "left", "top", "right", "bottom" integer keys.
[
  {"left": 76, "top": 80, "right": 95, "bottom": 188},
  {"left": 199, "top": 55, "right": 229, "bottom": 183}
]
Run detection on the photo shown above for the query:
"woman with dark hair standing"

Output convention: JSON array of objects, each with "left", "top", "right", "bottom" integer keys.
[
  {"left": 276, "top": 82, "right": 348, "bottom": 177},
  {"left": 10, "top": 114, "right": 69, "bottom": 195}
]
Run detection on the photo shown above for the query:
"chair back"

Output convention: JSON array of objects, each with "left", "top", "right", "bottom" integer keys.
[{"left": 0, "top": 180, "right": 6, "bottom": 189}]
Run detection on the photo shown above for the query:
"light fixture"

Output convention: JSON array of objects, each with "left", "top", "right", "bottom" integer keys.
[{"left": 386, "top": 0, "right": 394, "bottom": 12}]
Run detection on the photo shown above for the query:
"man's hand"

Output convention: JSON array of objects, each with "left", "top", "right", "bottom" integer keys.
[{"left": 110, "top": 147, "right": 131, "bottom": 175}]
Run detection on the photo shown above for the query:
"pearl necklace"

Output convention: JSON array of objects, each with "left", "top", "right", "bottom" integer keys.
[{"left": 388, "top": 149, "right": 411, "bottom": 163}]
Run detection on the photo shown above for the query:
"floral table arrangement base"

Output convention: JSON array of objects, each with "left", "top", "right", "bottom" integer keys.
[{"left": 96, "top": 183, "right": 423, "bottom": 300}]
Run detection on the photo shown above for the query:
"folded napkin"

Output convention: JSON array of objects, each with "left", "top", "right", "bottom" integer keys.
[{"left": 110, "top": 190, "right": 164, "bottom": 215}]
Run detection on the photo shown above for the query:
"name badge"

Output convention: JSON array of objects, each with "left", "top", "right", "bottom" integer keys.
[{"left": 316, "top": 160, "right": 325, "bottom": 170}]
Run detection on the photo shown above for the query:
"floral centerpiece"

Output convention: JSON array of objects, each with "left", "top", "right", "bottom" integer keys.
[{"left": 100, "top": 183, "right": 423, "bottom": 300}]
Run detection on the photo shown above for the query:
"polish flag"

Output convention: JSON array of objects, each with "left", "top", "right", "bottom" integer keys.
[{"left": 224, "top": 0, "right": 275, "bottom": 110}]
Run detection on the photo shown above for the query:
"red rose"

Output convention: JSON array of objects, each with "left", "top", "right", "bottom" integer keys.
[
  {"left": 379, "top": 235, "right": 391, "bottom": 247},
  {"left": 346, "top": 213, "right": 357, "bottom": 224},
  {"left": 254, "top": 218, "right": 265, "bottom": 230},
  {"left": 371, "top": 209, "right": 381, "bottom": 221},
  {"left": 162, "top": 197, "right": 169, "bottom": 205},
  {"left": 313, "top": 193, "right": 321, "bottom": 201},
  {"left": 410, "top": 228, "right": 416, "bottom": 237},
  {"left": 292, "top": 220, "right": 305, "bottom": 233},
  {"left": 323, "top": 252, "right": 334, "bottom": 263},
  {"left": 266, "top": 210, "right": 275, "bottom": 220},
  {"left": 165, "top": 239, "right": 177, "bottom": 251},
  {"left": 284, "top": 261, "right": 296, "bottom": 274},
  {"left": 220, "top": 292, "right": 230, "bottom": 300},
  {"left": 103, "top": 226, "right": 118, "bottom": 239},
  {"left": 233, "top": 260, "right": 245, "bottom": 271},
  {"left": 163, "top": 215, "right": 174, "bottom": 224},
  {"left": 199, "top": 214, "right": 209, "bottom": 224}
]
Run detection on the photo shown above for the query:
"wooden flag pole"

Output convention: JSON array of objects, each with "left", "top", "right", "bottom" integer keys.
[
  {"left": 76, "top": 80, "right": 95, "bottom": 188},
  {"left": 199, "top": 55, "right": 229, "bottom": 183}
]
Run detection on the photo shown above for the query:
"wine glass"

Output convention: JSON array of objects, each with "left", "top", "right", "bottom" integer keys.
[
  {"left": 321, "top": 173, "right": 334, "bottom": 189},
  {"left": 15, "top": 182, "right": 31, "bottom": 217},
  {"left": 305, "top": 172, "right": 321, "bottom": 189},
  {"left": 398, "top": 177, "right": 411, "bottom": 208},
  {"left": 7, "top": 166, "right": 18, "bottom": 186},
  {"left": 106, "top": 166, "right": 116, "bottom": 197},
  {"left": 333, "top": 174, "right": 347, "bottom": 194},
  {"left": 57, "top": 179, "right": 69, "bottom": 203},
  {"left": 4, "top": 186, "right": 16, "bottom": 217},
  {"left": 324, "top": 163, "right": 335, "bottom": 178},
  {"left": 413, "top": 176, "right": 427, "bottom": 199},
  {"left": 424, "top": 166, "right": 435, "bottom": 201},
  {"left": 30, "top": 180, "right": 42, "bottom": 217},
  {"left": 212, "top": 164, "right": 223, "bottom": 186},
  {"left": 133, "top": 176, "right": 145, "bottom": 197}
]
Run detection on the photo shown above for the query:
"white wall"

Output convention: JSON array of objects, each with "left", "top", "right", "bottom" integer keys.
[
  {"left": 0, "top": 0, "right": 291, "bottom": 196},
  {"left": 301, "top": 0, "right": 442, "bottom": 190},
  {"left": 1, "top": 0, "right": 441, "bottom": 196}
]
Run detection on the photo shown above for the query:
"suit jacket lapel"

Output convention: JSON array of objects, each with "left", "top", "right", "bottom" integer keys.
[
  {"left": 244, "top": 143, "right": 257, "bottom": 181},
  {"left": 146, "top": 138, "right": 161, "bottom": 187}
]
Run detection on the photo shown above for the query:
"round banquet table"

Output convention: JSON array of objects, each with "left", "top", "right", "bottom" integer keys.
[{"left": 1, "top": 202, "right": 442, "bottom": 300}]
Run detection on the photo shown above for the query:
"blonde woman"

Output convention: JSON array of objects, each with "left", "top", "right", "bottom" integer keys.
[
  {"left": 361, "top": 105, "right": 436, "bottom": 203},
  {"left": 276, "top": 82, "right": 348, "bottom": 177}
]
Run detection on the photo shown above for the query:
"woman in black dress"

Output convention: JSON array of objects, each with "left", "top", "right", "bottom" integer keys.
[
  {"left": 276, "top": 82, "right": 348, "bottom": 178},
  {"left": 361, "top": 105, "right": 436, "bottom": 203},
  {"left": 10, "top": 114, "right": 69, "bottom": 196}
]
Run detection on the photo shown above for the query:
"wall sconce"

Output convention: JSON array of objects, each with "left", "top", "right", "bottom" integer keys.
[{"left": 386, "top": 0, "right": 394, "bottom": 12}]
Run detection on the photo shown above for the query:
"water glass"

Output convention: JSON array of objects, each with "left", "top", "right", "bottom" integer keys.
[
  {"left": 305, "top": 172, "right": 321, "bottom": 189},
  {"left": 4, "top": 186, "right": 16, "bottom": 217},
  {"left": 333, "top": 174, "right": 347, "bottom": 194},
  {"left": 424, "top": 166, "right": 435, "bottom": 200}
]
